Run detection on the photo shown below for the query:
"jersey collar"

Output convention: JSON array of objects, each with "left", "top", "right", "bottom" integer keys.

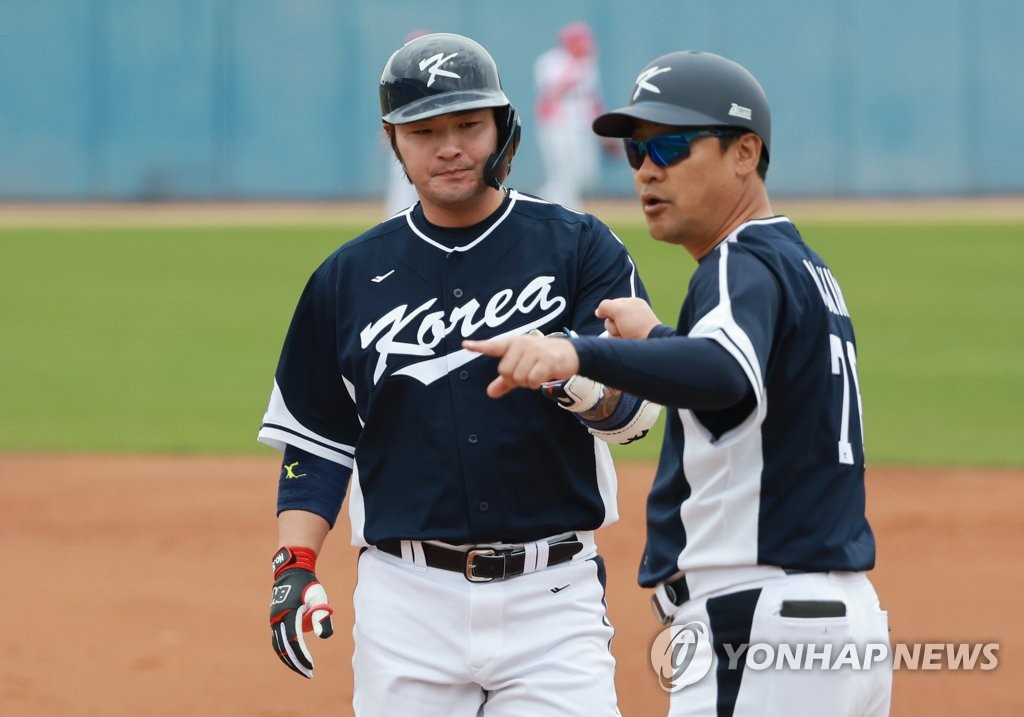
[{"left": 407, "top": 190, "right": 519, "bottom": 253}]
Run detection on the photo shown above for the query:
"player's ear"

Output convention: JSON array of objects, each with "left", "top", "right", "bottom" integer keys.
[{"left": 732, "top": 132, "right": 762, "bottom": 177}]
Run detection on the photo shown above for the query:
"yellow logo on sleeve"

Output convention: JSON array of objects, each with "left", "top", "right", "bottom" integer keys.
[{"left": 283, "top": 462, "right": 307, "bottom": 479}]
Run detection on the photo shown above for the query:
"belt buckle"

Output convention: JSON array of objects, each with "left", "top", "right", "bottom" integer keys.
[{"left": 464, "top": 548, "right": 497, "bottom": 582}]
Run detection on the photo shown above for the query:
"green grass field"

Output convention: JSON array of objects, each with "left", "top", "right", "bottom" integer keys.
[{"left": 1, "top": 218, "right": 1021, "bottom": 466}]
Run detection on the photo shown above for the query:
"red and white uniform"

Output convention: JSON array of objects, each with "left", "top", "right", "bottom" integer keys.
[{"left": 534, "top": 24, "right": 605, "bottom": 209}]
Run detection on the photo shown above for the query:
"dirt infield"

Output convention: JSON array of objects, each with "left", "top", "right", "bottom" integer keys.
[{"left": 1, "top": 455, "right": 1020, "bottom": 716}]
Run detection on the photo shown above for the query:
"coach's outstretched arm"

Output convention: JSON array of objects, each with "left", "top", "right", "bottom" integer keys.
[
  {"left": 464, "top": 298, "right": 660, "bottom": 396},
  {"left": 527, "top": 329, "right": 660, "bottom": 444},
  {"left": 463, "top": 297, "right": 751, "bottom": 412}
]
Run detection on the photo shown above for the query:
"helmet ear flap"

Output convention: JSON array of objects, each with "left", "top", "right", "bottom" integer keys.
[{"left": 485, "top": 105, "right": 522, "bottom": 189}]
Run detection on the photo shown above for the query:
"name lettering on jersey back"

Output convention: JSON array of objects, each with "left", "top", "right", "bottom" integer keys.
[
  {"left": 360, "top": 275, "right": 567, "bottom": 384},
  {"left": 802, "top": 260, "right": 850, "bottom": 318}
]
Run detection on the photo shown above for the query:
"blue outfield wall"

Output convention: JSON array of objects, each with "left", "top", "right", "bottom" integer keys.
[{"left": 1, "top": 0, "right": 1022, "bottom": 201}]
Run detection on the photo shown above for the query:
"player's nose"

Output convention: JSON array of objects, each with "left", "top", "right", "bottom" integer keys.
[{"left": 434, "top": 128, "right": 463, "bottom": 157}]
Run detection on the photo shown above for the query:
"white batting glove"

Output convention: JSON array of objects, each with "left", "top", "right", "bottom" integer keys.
[
  {"left": 541, "top": 375, "right": 605, "bottom": 413},
  {"left": 526, "top": 328, "right": 605, "bottom": 413}
]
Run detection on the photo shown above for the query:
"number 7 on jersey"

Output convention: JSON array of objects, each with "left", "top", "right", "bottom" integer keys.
[{"left": 830, "top": 333, "right": 864, "bottom": 465}]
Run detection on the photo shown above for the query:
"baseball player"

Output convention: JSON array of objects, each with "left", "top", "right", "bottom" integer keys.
[
  {"left": 259, "top": 32, "right": 659, "bottom": 716},
  {"left": 533, "top": 22, "right": 610, "bottom": 209},
  {"left": 465, "top": 51, "right": 892, "bottom": 716}
]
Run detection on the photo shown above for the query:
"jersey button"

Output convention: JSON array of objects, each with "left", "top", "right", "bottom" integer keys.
[
  {"left": 459, "top": 369, "right": 469, "bottom": 380},
  {"left": 478, "top": 501, "right": 489, "bottom": 512},
  {"left": 467, "top": 434, "right": 478, "bottom": 445},
  {"left": 453, "top": 288, "right": 464, "bottom": 298}
]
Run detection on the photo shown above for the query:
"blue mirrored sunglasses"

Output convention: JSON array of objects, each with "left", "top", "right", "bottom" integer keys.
[{"left": 623, "top": 129, "right": 724, "bottom": 170}]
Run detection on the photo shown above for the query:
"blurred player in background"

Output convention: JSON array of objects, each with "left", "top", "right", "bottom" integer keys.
[
  {"left": 261, "top": 31, "right": 659, "bottom": 716},
  {"left": 533, "top": 22, "right": 614, "bottom": 209}
]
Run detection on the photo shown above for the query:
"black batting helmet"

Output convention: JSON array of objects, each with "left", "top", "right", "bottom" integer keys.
[
  {"left": 380, "top": 32, "right": 521, "bottom": 188},
  {"left": 593, "top": 51, "right": 770, "bottom": 160}
]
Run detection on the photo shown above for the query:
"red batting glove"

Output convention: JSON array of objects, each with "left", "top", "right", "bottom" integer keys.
[{"left": 269, "top": 546, "right": 334, "bottom": 678}]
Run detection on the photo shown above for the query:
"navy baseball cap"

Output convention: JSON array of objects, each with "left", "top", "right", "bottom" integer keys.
[{"left": 593, "top": 51, "right": 771, "bottom": 157}]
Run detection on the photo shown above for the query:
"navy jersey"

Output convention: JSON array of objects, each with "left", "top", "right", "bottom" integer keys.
[
  {"left": 259, "top": 190, "right": 648, "bottom": 546},
  {"left": 575, "top": 217, "right": 874, "bottom": 586}
]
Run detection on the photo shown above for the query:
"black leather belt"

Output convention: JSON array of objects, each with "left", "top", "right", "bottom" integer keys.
[{"left": 375, "top": 536, "right": 584, "bottom": 582}]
